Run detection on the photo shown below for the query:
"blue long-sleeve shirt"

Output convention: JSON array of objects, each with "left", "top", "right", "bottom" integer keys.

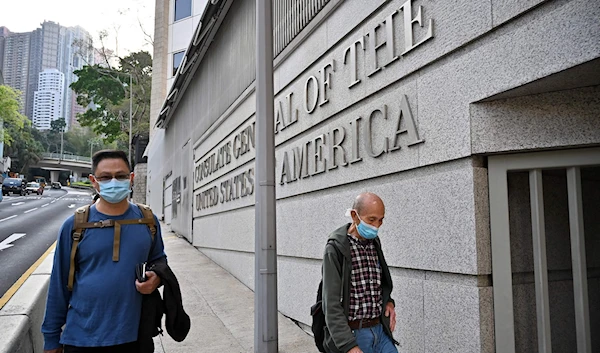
[{"left": 41, "top": 203, "right": 166, "bottom": 349}]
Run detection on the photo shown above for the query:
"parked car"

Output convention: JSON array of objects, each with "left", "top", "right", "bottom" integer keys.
[
  {"left": 2, "top": 177, "right": 26, "bottom": 196},
  {"left": 26, "top": 182, "right": 44, "bottom": 195},
  {"left": 51, "top": 181, "right": 62, "bottom": 189}
]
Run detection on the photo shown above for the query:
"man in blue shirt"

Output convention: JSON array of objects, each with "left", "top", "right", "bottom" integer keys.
[{"left": 42, "top": 150, "right": 165, "bottom": 353}]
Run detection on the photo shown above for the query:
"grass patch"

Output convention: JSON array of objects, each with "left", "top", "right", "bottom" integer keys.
[{"left": 71, "top": 181, "right": 92, "bottom": 188}]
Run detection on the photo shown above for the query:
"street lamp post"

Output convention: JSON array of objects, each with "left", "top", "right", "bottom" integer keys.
[
  {"left": 89, "top": 139, "right": 96, "bottom": 158},
  {"left": 255, "top": 1, "right": 278, "bottom": 352},
  {"left": 128, "top": 73, "right": 132, "bottom": 166},
  {"left": 60, "top": 127, "right": 64, "bottom": 161},
  {"left": 94, "top": 68, "right": 133, "bottom": 166}
]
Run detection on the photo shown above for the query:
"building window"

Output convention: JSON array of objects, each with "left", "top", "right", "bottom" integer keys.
[
  {"left": 173, "top": 51, "right": 185, "bottom": 76},
  {"left": 174, "top": 0, "right": 192, "bottom": 22}
]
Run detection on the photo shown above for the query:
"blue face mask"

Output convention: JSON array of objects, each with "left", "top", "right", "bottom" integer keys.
[
  {"left": 355, "top": 214, "right": 379, "bottom": 240},
  {"left": 98, "top": 178, "right": 131, "bottom": 203}
]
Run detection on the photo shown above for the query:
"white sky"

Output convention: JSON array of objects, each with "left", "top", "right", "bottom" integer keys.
[{"left": 0, "top": 0, "right": 155, "bottom": 57}]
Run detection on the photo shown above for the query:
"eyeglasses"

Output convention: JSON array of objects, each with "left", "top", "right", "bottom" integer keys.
[{"left": 94, "top": 174, "right": 131, "bottom": 182}]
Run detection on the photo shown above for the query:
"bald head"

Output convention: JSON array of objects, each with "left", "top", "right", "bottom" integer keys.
[
  {"left": 350, "top": 192, "right": 385, "bottom": 230},
  {"left": 352, "top": 192, "right": 385, "bottom": 214}
]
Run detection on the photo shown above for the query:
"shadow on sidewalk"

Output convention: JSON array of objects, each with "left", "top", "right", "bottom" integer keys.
[{"left": 153, "top": 223, "right": 315, "bottom": 353}]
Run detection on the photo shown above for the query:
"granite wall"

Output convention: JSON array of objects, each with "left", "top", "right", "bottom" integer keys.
[
  {"left": 132, "top": 163, "right": 147, "bottom": 205},
  {"left": 156, "top": 0, "right": 600, "bottom": 351}
]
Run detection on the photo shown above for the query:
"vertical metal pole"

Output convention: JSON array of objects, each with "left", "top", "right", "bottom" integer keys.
[
  {"left": 60, "top": 128, "right": 64, "bottom": 161},
  {"left": 529, "top": 169, "right": 552, "bottom": 353},
  {"left": 488, "top": 159, "right": 516, "bottom": 353},
  {"left": 255, "top": 0, "right": 278, "bottom": 352},
  {"left": 129, "top": 73, "right": 133, "bottom": 166},
  {"left": 566, "top": 167, "right": 591, "bottom": 353}
]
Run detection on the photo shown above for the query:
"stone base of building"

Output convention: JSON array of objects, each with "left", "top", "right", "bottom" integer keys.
[{"left": 133, "top": 163, "right": 147, "bottom": 205}]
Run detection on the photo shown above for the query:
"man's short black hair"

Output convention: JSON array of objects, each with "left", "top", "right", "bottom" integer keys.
[{"left": 92, "top": 150, "right": 131, "bottom": 174}]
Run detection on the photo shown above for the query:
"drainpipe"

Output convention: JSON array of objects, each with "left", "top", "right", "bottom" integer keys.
[{"left": 254, "top": 0, "right": 278, "bottom": 352}]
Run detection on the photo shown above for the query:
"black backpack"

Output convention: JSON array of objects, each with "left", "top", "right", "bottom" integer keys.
[{"left": 310, "top": 240, "right": 343, "bottom": 352}]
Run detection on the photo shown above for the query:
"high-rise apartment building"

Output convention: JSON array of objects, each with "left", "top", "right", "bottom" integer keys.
[
  {"left": 32, "top": 69, "right": 64, "bottom": 130},
  {"left": 40, "top": 22, "right": 61, "bottom": 70},
  {"left": 0, "top": 26, "right": 10, "bottom": 73},
  {"left": 26, "top": 21, "right": 63, "bottom": 120},
  {"left": 0, "top": 22, "right": 93, "bottom": 129},
  {"left": 61, "top": 26, "right": 94, "bottom": 129},
  {"left": 27, "top": 28, "right": 43, "bottom": 120},
  {"left": 1, "top": 31, "right": 31, "bottom": 114}
]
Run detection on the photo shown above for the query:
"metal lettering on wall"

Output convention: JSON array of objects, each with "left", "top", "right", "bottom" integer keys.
[
  {"left": 274, "top": 0, "right": 433, "bottom": 134},
  {"left": 195, "top": 167, "right": 255, "bottom": 212},
  {"left": 279, "top": 95, "right": 422, "bottom": 185},
  {"left": 194, "top": 121, "right": 255, "bottom": 185},
  {"left": 192, "top": 0, "right": 433, "bottom": 211}
]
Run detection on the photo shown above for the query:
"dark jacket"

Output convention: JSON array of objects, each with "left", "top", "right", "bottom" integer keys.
[
  {"left": 322, "top": 224, "right": 397, "bottom": 353},
  {"left": 138, "top": 257, "right": 191, "bottom": 353}
]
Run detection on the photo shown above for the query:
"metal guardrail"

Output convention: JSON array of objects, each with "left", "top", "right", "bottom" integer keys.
[{"left": 41, "top": 152, "right": 91, "bottom": 163}]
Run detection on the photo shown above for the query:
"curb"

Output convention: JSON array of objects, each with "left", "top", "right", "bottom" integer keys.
[{"left": 0, "top": 245, "right": 55, "bottom": 353}]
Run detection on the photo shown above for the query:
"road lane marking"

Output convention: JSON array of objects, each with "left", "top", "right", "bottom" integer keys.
[
  {"left": 0, "top": 233, "right": 26, "bottom": 250},
  {"left": 24, "top": 208, "right": 38, "bottom": 214},
  {"left": 41, "top": 203, "right": 50, "bottom": 207},
  {"left": 11, "top": 202, "right": 25, "bottom": 206},
  {"left": 0, "top": 215, "right": 17, "bottom": 223},
  {"left": 50, "top": 200, "right": 56, "bottom": 203},
  {"left": 0, "top": 241, "right": 56, "bottom": 310}
]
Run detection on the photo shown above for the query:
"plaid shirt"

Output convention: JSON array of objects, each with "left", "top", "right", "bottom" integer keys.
[{"left": 348, "top": 233, "right": 382, "bottom": 321}]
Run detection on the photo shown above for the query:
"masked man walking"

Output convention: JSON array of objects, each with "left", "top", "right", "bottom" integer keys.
[
  {"left": 322, "top": 192, "right": 398, "bottom": 353},
  {"left": 42, "top": 150, "right": 165, "bottom": 353}
]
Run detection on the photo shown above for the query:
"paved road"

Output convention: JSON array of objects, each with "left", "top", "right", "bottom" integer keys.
[{"left": 0, "top": 187, "right": 92, "bottom": 297}]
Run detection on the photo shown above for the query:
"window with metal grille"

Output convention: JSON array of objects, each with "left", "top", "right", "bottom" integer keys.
[{"left": 273, "top": 0, "right": 332, "bottom": 57}]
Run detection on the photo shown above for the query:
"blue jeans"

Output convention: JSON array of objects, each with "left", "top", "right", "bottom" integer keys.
[{"left": 352, "top": 323, "right": 398, "bottom": 353}]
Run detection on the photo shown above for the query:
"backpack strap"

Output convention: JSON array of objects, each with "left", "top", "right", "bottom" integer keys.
[
  {"left": 326, "top": 240, "right": 345, "bottom": 301},
  {"left": 111, "top": 204, "right": 156, "bottom": 262},
  {"left": 68, "top": 205, "right": 91, "bottom": 291},
  {"left": 136, "top": 203, "right": 157, "bottom": 242},
  {"left": 67, "top": 203, "right": 158, "bottom": 289},
  {"left": 137, "top": 203, "right": 157, "bottom": 262}
]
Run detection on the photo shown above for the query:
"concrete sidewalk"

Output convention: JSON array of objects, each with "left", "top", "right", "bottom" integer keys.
[{"left": 152, "top": 223, "right": 315, "bottom": 353}]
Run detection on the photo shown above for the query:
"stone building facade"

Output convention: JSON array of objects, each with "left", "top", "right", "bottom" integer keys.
[{"left": 148, "top": 1, "right": 600, "bottom": 352}]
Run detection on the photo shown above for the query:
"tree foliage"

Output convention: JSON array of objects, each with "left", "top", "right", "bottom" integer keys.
[
  {"left": 71, "top": 51, "right": 152, "bottom": 144},
  {"left": 1, "top": 85, "right": 44, "bottom": 173},
  {"left": 0, "top": 85, "right": 28, "bottom": 146},
  {"left": 3, "top": 122, "right": 45, "bottom": 174},
  {"left": 63, "top": 127, "right": 115, "bottom": 157},
  {"left": 50, "top": 117, "right": 67, "bottom": 133}
]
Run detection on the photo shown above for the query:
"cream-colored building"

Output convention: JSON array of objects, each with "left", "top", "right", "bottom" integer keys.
[{"left": 148, "top": 1, "right": 600, "bottom": 352}]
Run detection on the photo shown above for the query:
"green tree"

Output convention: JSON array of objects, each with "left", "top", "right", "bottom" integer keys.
[
  {"left": 50, "top": 117, "right": 67, "bottom": 133},
  {"left": 71, "top": 51, "right": 152, "bottom": 144},
  {"left": 3, "top": 123, "right": 44, "bottom": 173},
  {"left": 63, "top": 127, "right": 115, "bottom": 157},
  {"left": 0, "top": 85, "right": 28, "bottom": 146},
  {"left": 1, "top": 85, "right": 44, "bottom": 173}
]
